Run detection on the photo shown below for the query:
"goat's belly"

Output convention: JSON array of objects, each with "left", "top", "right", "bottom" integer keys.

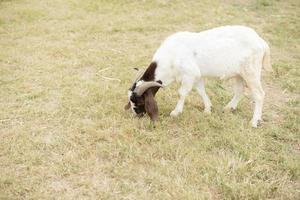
[
  {"left": 199, "top": 63, "right": 240, "bottom": 77},
  {"left": 195, "top": 49, "right": 246, "bottom": 77}
]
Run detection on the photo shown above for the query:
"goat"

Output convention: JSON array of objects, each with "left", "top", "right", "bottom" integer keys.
[{"left": 125, "top": 25, "right": 272, "bottom": 127}]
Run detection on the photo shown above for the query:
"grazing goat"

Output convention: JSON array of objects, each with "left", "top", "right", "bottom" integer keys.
[{"left": 125, "top": 25, "right": 272, "bottom": 127}]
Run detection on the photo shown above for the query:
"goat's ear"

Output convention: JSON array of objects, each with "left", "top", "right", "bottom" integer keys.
[
  {"left": 124, "top": 102, "right": 131, "bottom": 110},
  {"left": 144, "top": 90, "right": 158, "bottom": 121}
]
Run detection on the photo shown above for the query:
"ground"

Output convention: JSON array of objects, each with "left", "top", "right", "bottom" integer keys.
[{"left": 0, "top": 0, "right": 299, "bottom": 199}]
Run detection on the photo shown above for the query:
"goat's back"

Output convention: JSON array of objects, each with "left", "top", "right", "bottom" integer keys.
[{"left": 153, "top": 25, "right": 269, "bottom": 78}]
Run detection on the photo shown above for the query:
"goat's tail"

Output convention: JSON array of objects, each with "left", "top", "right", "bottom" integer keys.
[{"left": 262, "top": 44, "right": 273, "bottom": 72}]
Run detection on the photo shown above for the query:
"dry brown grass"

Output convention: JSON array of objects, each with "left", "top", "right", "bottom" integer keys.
[{"left": 0, "top": 0, "right": 299, "bottom": 199}]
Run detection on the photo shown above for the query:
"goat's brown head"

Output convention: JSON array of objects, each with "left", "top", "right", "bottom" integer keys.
[{"left": 124, "top": 62, "right": 163, "bottom": 121}]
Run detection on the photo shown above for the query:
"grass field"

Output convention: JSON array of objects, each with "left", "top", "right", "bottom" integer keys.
[{"left": 0, "top": 0, "right": 299, "bottom": 199}]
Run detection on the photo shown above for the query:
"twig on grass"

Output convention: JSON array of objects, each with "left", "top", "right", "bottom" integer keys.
[
  {"left": 97, "top": 67, "right": 121, "bottom": 82},
  {"left": 100, "top": 75, "right": 121, "bottom": 82},
  {"left": 98, "top": 67, "right": 111, "bottom": 73}
]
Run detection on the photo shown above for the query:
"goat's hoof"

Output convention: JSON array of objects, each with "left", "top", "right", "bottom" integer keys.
[
  {"left": 251, "top": 119, "right": 262, "bottom": 128},
  {"left": 224, "top": 105, "right": 236, "bottom": 111},
  {"left": 251, "top": 123, "right": 257, "bottom": 128},
  {"left": 204, "top": 109, "right": 211, "bottom": 114},
  {"left": 170, "top": 110, "right": 180, "bottom": 117}
]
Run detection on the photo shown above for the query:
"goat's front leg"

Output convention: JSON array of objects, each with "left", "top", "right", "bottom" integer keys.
[{"left": 170, "top": 76, "right": 194, "bottom": 117}]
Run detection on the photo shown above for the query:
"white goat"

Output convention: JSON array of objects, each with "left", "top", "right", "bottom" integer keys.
[{"left": 125, "top": 25, "right": 272, "bottom": 127}]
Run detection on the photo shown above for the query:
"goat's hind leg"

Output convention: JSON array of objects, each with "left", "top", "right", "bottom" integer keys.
[
  {"left": 170, "top": 75, "right": 194, "bottom": 117},
  {"left": 242, "top": 71, "right": 265, "bottom": 128},
  {"left": 225, "top": 76, "right": 244, "bottom": 110},
  {"left": 195, "top": 78, "right": 212, "bottom": 113},
  {"left": 249, "top": 79, "right": 265, "bottom": 128}
]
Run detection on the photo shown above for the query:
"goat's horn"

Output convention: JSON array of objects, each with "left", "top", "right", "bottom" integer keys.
[
  {"left": 134, "top": 81, "right": 163, "bottom": 96},
  {"left": 132, "top": 69, "right": 145, "bottom": 83}
]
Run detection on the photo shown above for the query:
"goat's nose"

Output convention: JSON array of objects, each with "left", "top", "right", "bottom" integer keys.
[{"left": 134, "top": 113, "right": 144, "bottom": 118}]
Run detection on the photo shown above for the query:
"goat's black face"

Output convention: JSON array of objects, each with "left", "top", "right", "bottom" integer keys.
[
  {"left": 130, "top": 92, "right": 145, "bottom": 116},
  {"left": 127, "top": 82, "right": 146, "bottom": 117},
  {"left": 125, "top": 74, "right": 162, "bottom": 121}
]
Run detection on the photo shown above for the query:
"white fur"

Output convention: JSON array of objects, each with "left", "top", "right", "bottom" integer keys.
[
  {"left": 151, "top": 25, "right": 271, "bottom": 127},
  {"left": 128, "top": 90, "right": 136, "bottom": 113}
]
